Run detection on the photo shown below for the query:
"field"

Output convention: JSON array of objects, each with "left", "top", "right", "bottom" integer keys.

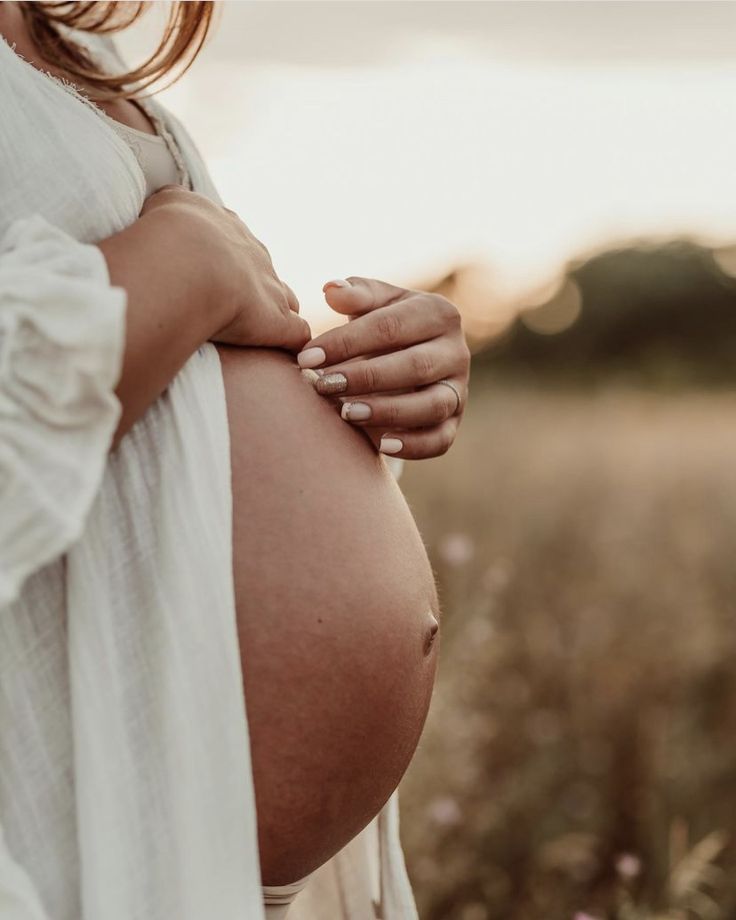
[{"left": 398, "top": 380, "right": 736, "bottom": 920}]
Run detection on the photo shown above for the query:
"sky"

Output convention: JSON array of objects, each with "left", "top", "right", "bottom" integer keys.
[{"left": 120, "top": 2, "right": 736, "bottom": 333}]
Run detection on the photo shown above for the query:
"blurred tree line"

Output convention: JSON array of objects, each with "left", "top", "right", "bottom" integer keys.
[{"left": 465, "top": 241, "right": 736, "bottom": 386}]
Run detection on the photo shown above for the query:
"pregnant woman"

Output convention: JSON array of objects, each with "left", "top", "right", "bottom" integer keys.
[{"left": 0, "top": 3, "right": 470, "bottom": 919}]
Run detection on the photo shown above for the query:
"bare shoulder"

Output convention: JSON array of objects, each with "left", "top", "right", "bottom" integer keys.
[{"left": 0, "top": 5, "right": 40, "bottom": 62}]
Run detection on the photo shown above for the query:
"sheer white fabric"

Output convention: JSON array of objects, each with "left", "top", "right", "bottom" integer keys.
[{"left": 0, "top": 30, "right": 417, "bottom": 920}]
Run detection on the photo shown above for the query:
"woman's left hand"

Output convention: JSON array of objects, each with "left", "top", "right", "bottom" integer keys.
[{"left": 297, "top": 277, "right": 470, "bottom": 460}]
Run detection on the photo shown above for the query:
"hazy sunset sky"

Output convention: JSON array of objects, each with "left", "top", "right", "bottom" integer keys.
[{"left": 121, "top": 2, "right": 736, "bottom": 330}]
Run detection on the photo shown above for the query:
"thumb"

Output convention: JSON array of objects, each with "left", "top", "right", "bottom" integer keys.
[{"left": 322, "top": 276, "right": 408, "bottom": 316}]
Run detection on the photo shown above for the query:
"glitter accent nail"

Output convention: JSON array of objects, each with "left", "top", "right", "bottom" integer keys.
[{"left": 316, "top": 372, "right": 348, "bottom": 395}]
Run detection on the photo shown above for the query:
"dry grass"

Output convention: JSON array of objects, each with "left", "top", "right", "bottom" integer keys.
[{"left": 398, "top": 382, "right": 736, "bottom": 920}]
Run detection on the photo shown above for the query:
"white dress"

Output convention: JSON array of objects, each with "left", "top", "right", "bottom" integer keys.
[{"left": 0, "top": 30, "right": 418, "bottom": 920}]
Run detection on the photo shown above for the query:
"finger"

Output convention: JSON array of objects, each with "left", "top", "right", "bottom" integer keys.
[
  {"left": 278, "top": 312, "right": 312, "bottom": 352},
  {"left": 283, "top": 282, "right": 300, "bottom": 314},
  {"left": 312, "top": 341, "right": 454, "bottom": 397},
  {"left": 377, "top": 416, "right": 460, "bottom": 461},
  {"left": 322, "top": 276, "right": 410, "bottom": 317},
  {"left": 298, "top": 297, "right": 451, "bottom": 368},
  {"left": 339, "top": 380, "right": 462, "bottom": 429}
]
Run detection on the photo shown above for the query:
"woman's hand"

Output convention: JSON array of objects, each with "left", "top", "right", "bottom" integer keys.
[
  {"left": 140, "top": 185, "right": 310, "bottom": 352},
  {"left": 100, "top": 185, "right": 310, "bottom": 442},
  {"left": 297, "top": 277, "right": 470, "bottom": 460}
]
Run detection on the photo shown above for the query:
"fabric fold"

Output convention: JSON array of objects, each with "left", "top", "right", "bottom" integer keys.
[
  {"left": 0, "top": 214, "right": 126, "bottom": 609},
  {"left": 0, "top": 822, "right": 49, "bottom": 920}
]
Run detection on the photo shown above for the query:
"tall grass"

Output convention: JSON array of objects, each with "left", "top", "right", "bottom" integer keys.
[{"left": 399, "top": 382, "right": 736, "bottom": 920}]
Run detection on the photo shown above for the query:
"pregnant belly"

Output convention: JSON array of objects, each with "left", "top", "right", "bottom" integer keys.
[{"left": 219, "top": 347, "right": 439, "bottom": 885}]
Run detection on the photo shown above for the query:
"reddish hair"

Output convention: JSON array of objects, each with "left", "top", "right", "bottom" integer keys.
[{"left": 19, "top": 1, "right": 216, "bottom": 99}]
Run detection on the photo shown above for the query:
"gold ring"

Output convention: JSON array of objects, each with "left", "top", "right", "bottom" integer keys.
[{"left": 436, "top": 379, "right": 462, "bottom": 415}]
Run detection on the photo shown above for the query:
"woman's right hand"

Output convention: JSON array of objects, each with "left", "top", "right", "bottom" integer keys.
[
  {"left": 140, "top": 185, "right": 311, "bottom": 352},
  {"left": 99, "top": 185, "right": 310, "bottom": 443}
]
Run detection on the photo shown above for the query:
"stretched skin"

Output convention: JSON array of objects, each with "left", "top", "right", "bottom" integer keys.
[{"left": 219, "top": 347, "right": 439, "bottom": 885}]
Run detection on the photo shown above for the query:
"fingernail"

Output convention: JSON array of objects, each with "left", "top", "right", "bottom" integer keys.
[
  {"left": 315, "top": 372, "right": 348, "bottom": 395},
  {"left": 300, "top": 368, "right": 321, "bottom": 386},
  {"left": 341, "top": 401, "right": 372, "bottom": 421},
  {"left": 379, "top": 437, "right": 403, "bottom": 455},
  {"left": 298, "top": 346, "right": 326, "bottom": 369},
  {"left": 323, "top": 278, "right": 352, "bottom": 292}
]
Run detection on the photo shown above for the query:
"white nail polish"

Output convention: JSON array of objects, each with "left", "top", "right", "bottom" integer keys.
[
  {"left": 341, "top": 401, "right": 372, "bottom": 422},
  {"left": 297, "top": 346, "right": 326, "bottom": 369},
  {"left": 300, "top": 368, "right": 321, "bottom": 386},
  {"left": 323, "top": 279, "right": 352, "bottom": 291},
  {"left": 379, "top": 437, "right": 403, "bottom": 455}
]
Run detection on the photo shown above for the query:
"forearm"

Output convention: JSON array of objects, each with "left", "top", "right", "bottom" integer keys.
[{"left": 98, "top": 207, "right": 231, "bottom": 445}]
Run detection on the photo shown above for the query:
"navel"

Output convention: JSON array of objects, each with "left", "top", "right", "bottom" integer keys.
[{"left": 424, "top": 614, "right": 440, "bottom": 656}]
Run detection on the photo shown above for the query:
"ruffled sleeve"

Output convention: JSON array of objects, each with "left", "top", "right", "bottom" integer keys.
[{"left": 0, "top": 214, "right": 126, "bottom": 609}]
